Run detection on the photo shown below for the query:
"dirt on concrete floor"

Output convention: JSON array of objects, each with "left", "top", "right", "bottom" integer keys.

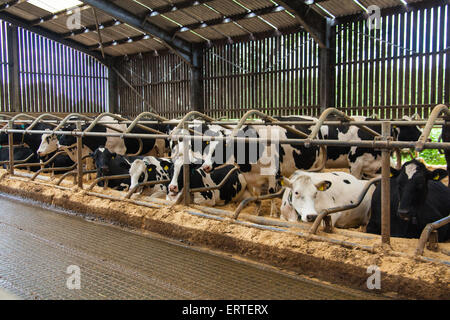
[{"left": 0, "top": 168, "right": 449, "bottom": 299}]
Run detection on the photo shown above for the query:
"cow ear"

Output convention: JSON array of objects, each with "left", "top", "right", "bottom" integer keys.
[
  {"left": 315, "top": 180, "right": 332, "bottom": 192},
  {"left": 281, "top": 177, "right": 293, "bottom": 189},
  {"left": 390, "top": 167, "right": 400, "bottom": 178},
  {"left": 426, "top": 168, "right": 448, "bottom": 181}
]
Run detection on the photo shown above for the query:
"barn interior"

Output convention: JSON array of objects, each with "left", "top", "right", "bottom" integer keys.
[{"left": 0, "top": 0, "right": 448, "bottom": 301}]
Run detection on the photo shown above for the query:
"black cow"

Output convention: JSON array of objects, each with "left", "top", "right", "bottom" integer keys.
[
  {"left": 90, "top": 146, "right": 143, "bottom": 190},
  {"left": 39, "top": 151, "right": 75, "bottom": 174},
  {"left": 368, "top": 159, "right": 450, "bottom": 241},
  {"left": 0, "top": 146, "right": 39, "bottom": 171},
  {"left": 0, "top": 122, "right": 54, "bottom": 152},
  {"left": 442, "top": 122, "right": 450, "bottom": 187}
]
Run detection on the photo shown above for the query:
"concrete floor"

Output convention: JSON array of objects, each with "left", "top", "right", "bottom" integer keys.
[{"left": 0, "top": 193, "right": 383, "bottom": 300}]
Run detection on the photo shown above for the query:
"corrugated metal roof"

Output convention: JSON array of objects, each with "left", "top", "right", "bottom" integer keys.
[{"left": 0, "top": 0, "right": 438, "bottom": 57}]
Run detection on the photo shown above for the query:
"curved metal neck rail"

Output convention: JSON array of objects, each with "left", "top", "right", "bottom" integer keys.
[
  {"left": 415, "top": 215, "right": 450, "bottom": 256},
  {"left": 25, "top": 113, "right": 62, "bottom": 132},
  {"left": 416, "top": 104, "right": 450, "bottom": 151},
  {"left": 306, "top": 108, "right": 381, "bottom": 147}
]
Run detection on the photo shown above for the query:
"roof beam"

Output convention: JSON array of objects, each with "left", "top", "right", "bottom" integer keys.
[
  {"left": 29, "top": 3, "right": 89, "bottom": 26},
  {"left": 62, "top": 0, "right": 216, "bottom": 39},
  {"left": 334, "top": 0, "right": 447, "bottom": 25},
  {"left": 276, "top": 0, "right": 328, "bottom": 48},
  {"left": 146, "top": 0, "right": 215, "bottom": 17},
  {"left": 171, "top": 4, "right": 286, "bottom": 36},
  {"left": 81, "top": 0, "right": 193, "bottom": 65},
  {"left": 61, "top": 19, "right": 122, "bottom": 38},
  {"left": 0, "top": 10, "right": 108, "bottom": 64},
  {"left": 0, "top": 0, "right": 28, "bottom": 12},
  {"left": 87, "top": 33, "right": 154, "bottom": 50}
]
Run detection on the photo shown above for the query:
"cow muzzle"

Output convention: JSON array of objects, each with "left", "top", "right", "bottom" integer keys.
[
  {"left": 169, "top": 184, "right": 179, "bottom": 195},
  {"left": 397, "top": 208, "right": 410, "bottom": 221},
  {"left": 306, "top": 214, "right": 317, "bottom": 223}
]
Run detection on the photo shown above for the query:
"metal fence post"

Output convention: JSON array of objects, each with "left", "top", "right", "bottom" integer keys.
[
  {"left": 76, "top": 121, "right": 83, "bottom": 188},
  {"left": 381, "top": 121, "right": 391, "bottom": 245},
  {"left": 182, "top": 122, "right": 191, "bottom": 206},
  {"left": 8, "top": 120, "right": 14, "bottom": 175}
]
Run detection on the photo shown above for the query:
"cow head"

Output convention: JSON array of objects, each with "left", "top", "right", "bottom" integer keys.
[
  {"left": 129, "top": 157, "right": 172, "bottom": 193},
  {"left": 281, "top": 174, "right": 332, "bottom": 223},
  {"left": 57, "top": 124, "right": 77, "bottom": 148},
  {"left": 90, "top": 146, "right": 116, "bottom": 177},
  {"left": 201, "top": 126, "right": 260, "bottom": 173},
  {"left": 167, "top": 154, "right": 202, "bottom": 198},
  {"left": 391, "top": 159, "right": 447, "bottom": 221},
  {"left": 392, "top": 115, "right": 424, "bottom": 142},
  {"left": 37, "top": 129, "right": 59, "bottom": 157}
]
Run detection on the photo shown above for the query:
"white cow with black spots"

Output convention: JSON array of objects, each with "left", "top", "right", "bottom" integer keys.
[{"left": 280, "top": 170, "right": 375, "bottom": 228}]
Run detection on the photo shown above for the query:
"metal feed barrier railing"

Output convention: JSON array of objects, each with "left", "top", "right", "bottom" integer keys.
[{"left": 1, "top": 105, "right": 449, "bottom": 260}]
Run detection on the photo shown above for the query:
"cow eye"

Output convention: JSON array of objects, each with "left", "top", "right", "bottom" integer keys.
[{"left": 295, "top": 191, "right": 299, "bottom": 196}]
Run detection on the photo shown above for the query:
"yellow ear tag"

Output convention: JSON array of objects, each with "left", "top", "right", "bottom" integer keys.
[
  {"left": 318, "top": 185, "right": 325, "bottom": 191},
  {"left": 164, "top": 165, "right": 169, "bottom": 171},
  {"left": 112, "top": 156, "right": 115, "bottom": 160},
  {"left": 148, "top": 168, "right": 152, "bottom": 172},
  {"left": 390, "top": 172, "right": 393, "bottom": 177},
  {"left": 206, "top": 141, "right": 209, "bottom": 145},
  {"left": 280, "top": 180, "right": 284, "bottom": 186},
  {"left": 433, "top": 175, "right": 439, "bottom": 180}
]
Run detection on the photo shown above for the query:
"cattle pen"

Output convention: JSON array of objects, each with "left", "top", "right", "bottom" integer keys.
[{"left": 0, "top": 0, "right": 449, "bottom": 303}]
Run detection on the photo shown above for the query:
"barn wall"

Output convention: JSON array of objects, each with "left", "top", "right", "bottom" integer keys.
[
  {"left": 0, "top": 21, "right": 108, "bottom": 114},
  {"left": 0, "top": 20, "right": 10, "bottom": 112},
  {"left": 115, "top": 53, "right": 191, "bottom": 119},
  {"left": 203, "top": 31, "right": 320, "bottom": 119},
  {"left": 335, "top": 4, "right": 450, "bottom": 118},
  {"left": 116, "top": 30, "right": 320, "bottom": 119}
]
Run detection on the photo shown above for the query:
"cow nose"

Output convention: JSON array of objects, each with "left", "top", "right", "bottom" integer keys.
[
  {"left": 100, "top": 166, "right": 109, "bottom": 173},
  {"left": 169, "top": 185, "right": 178, "bottom": 193},
  {"left": 203, "top": 165, "right": 212, "bottom": 172},
  {"left": 306, "top": 215, "right": 317, "bottom": 222}
]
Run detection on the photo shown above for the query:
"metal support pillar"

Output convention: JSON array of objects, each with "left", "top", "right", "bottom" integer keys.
[
  {"left": 8, "top": 120, "right": 14, "bottom": 175},
  {"left": 319, "top": 18, "right": 335, "bottom": 114},
  {"left": 108, "top": 61, "right": 119, "bottom": 114},
  {"left": 7, "top": 25, "right": 20, "bottom": 112},
  {"left": 182, "top": 121, "right": 191, "bottom": 205},
  {"left": 381, "top": 122, "right": 391, "bottom": 245},
  {"left": 190, "top": 46, "right": 204, "bottom": 113},
  {"left": 76, "top": 121, "right": 83, "bottom": 188}
]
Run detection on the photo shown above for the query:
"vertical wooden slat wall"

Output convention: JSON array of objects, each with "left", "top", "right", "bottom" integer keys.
[
  {"left": 116, "top": 52, "right": 191, "bottom": 118},
  {"left": 0, "top": 20, "right": 108, "bottom": 114},
  {"left": 335, "top": 4, "right": 449, "bottom": 118},
  {"left": 0, "top": 20, "right": 10, "bottom": 112},
  {"left": 203, "top": 31, "right": 320, "bottom": 119}
]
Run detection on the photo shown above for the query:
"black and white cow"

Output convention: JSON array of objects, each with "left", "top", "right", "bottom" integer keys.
[
  {"left": 39, "top": 150, "right": 75, "bottom": 173},
  {"left": 281, "top": 170, "right": 374, "bottom": 227},
  {"left": 368, "top": 159, "right": 450, "bottom": 240},
  {"left": 199, "top": 122, "right": 325, "bottom": 212},
  {"left": 128, "top": 156, "right": 172, "bottom": 198},
  {"left": 90, "top": 146, "right": 143, "bottom": 190},
  {"left": 319, "top": 115, "right": 424, "bottom": 179},
  {"left": 167, "top": 152, "right": 250, "bottom": 206},
  {"left": 38, "top": 115, "right": 167, "bottom": 163}
]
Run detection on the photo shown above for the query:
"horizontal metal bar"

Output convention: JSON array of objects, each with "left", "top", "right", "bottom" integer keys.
[
  {"left": 3, "top": 129, "right": 450, "bottom": 150},
  {"left": 0, "top": 119, "right": 445, "bottom": 127}
]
